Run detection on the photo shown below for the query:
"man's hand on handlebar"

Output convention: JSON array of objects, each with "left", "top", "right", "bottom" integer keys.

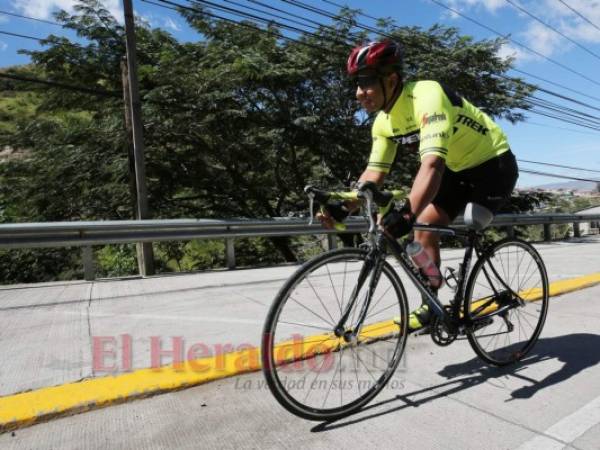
[
  {"left": 316, "top": 201, "right": 357, "bottom": 229},
  {"left": 382, "top": 200, "right": 416, "bottom": 238}
]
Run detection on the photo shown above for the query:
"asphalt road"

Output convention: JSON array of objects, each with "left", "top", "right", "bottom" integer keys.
[
  {"left": 0, "top": 236, "right": 599, "bottom": 449},
  {"left": 2, "top": 284, "right": 600, "bottom": 449}
]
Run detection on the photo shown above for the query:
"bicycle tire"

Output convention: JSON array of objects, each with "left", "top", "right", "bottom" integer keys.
[
  {"left": 463, "top": 238, "right": 549, "bottom": 366},
  {"left": 261, "top": 247, "right": 409, "bottom": 421}
]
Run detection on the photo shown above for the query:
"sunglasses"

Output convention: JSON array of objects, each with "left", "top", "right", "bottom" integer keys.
[{"left": 354, "top": 75, "right": 380, "bottom": 89}]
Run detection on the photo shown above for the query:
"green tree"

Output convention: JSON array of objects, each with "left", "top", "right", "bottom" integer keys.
[{"left": 0, "top": 0, "right": 534, "bottom": 282}]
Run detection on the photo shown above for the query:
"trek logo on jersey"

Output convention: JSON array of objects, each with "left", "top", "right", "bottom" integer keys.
[
  {"left": 420, "top": 112, "right": 447, "bottom": 126},
  {"left": 390, "top": 132, "right": 419, "bottom": 145},
  {"left": 456, "top": 114, "right": 489, "bottom": 135}
]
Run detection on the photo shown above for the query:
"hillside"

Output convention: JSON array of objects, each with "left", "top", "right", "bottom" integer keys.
[{"left": 531, "top": 180, "right": 599, "bottom": 192}]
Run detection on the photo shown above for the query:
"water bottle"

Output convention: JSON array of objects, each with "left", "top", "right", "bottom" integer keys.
[{"left": 406, "top": 241, "right": 443, "bottom": 289}]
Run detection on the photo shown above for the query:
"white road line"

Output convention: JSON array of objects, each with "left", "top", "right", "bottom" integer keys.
[{"left": 516, "top": 394, "right": 600, "bottom": 449}]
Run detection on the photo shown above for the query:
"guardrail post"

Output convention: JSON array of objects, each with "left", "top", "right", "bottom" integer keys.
[
  {"left": 82, "top": 246, "right": 95, "bottom": 281},
  {"left": 327, "top": 234, "right": 337, "bottom": 250},
  {"left": 506, "top": 226, "right": 515, "bottom": 238},
  {"left": 226, "top": 238, "right": 236, "bottom": 269},
  {"left": 543, "top": 224, "right": 552, "bottom": 242},
  {"left": 573, "top": 222, "right": 581, "bottom": 238}
]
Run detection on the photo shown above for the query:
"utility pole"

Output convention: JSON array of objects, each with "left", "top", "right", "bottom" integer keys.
[{"left": 122, "top": 0, "right": 154, "bottom": 276}]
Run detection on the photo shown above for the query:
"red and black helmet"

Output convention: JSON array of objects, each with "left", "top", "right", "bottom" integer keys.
[{"left": 346, "top": 40, "right": 403, "bottom": 77}]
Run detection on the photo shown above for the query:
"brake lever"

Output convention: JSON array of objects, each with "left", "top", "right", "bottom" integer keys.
[{"left": 357, "top": 189, "right": 376, "bottom": 234}]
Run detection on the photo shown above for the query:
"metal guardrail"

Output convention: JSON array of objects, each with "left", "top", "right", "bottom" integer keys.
[{"left": 1, "top": 213, "right": 599, "bottom": 280}]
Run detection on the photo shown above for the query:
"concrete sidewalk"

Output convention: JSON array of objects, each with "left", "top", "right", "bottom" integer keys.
[{"left": 0, "top": 236, "right": 599, "bottom": 399}]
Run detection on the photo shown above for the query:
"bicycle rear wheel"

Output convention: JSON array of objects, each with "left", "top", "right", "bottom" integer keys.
[
  {"left": 463, "top": 238, "right": 549, "bottom": 366},
  {"left": 261, "top": 248, "right": 409, "bottom": 421}
]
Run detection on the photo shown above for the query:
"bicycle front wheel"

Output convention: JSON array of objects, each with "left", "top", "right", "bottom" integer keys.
[
  {"left": 261, "top": 248, "right": 409, "bottom": 421},
  {"left": 464, "top": 238, "right": 549, "bottom": 366}
]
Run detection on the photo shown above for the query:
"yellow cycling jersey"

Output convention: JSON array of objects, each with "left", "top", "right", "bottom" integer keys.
[{"left": 367, "top": 80, "right": 510, "bottom": 173}]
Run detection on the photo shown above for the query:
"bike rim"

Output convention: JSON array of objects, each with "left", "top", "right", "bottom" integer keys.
[
  {"left": 264, "top": 250, "right": 408, "bottom": 418},
  {"left": 466, "top": 240, "right": 548, "bottom": 365}
]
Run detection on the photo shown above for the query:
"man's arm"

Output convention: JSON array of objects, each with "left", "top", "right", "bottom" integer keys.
[
  {"left": 358, "top": 168, "right": 386, "bottom": 186},
  {"left": 408, "top": 155, "right": 445, "bottom": 217}
]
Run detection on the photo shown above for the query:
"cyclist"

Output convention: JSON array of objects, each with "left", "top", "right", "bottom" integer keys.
[{"left": 318, "top": 40, "right": 518, "bottom": 332}]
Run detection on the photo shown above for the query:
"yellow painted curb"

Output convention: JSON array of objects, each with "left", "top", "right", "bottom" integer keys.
[{"left": 1, "top": 271, "right": 599, "bottom": 432}]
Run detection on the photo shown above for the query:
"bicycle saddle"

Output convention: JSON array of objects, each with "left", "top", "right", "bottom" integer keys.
[{"left": 464, "top": 202, "right": 493, "bottom": 230}]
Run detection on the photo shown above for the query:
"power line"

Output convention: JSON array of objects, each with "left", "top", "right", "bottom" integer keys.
[
  {"left": 510, "top": 68, "right": 600, "bottom": 105},
  {"left": 296, "top": 0, "right": 600, "bottom": 111},
  {"left": 557, "top": 0, "right": 600, "bottom": 33},
  {"left": 320, "top": 0, "right": 381, "bottom": 22},
  {"left": 166, "top": 0, "right": 600, "bottom": 134},
  {"left": 523, "top": 121, "right": 600, "bottom": 136},
  {"left": 190, "top": 0, "right": 600, "bottom": 133},
  {"left": 524, "top": 107, "right": 600, "bottom": 132},
  {"left": 213, "top": 0, "right": 580, "bottom": 119},
  {"left": 503, "top": 0, "right": 600, "bottom": 62},
  {"left": 278, "top": 0, "right": 396, "bottom": 41},
  {"left": 0, "top": 72, "right": 120, "bottom": 97},
  {"left": 183, "top": 0, "right": 350, "bottom": 47},
  {"left": 288, "top": 0, "right": 600, "bottom": 118},
  {"left": 428, "top": 0, "right": 600, "bottom": 88},
  {"left": 518, "top": 159, "right": 600, "bottom": 174},
  {"left": 286, "top": 0, "right": 600, "bottom": 120},
  {"left": 0, "top": 29, "right": 88, "bottom": 50},
  {"left": 10, "top": 0, "right": 596, "bottom": 136},
  {"left": 4, "top": 3, "right": 600, "bottom": 178},
  {"left": 524, "top": 101, "right": 600, "bottom": 130},
  {"left": 499, "top": 73, "right": 600, "bottom": 115},
  {"left": 504, "top": 85, "right": 600, "bottom": 128},
  {"left": 527, "top": 95, "right": 600, "bottom": 124},
  {"left": 0, "top": 9, "right": 62, "bottom": 26},
  {"left": 239, "top": 0, "right": 361, "bottom": 39},
  {"left": 523, "top": 97, "right": 600, "bottom": 127},
  {"left": 145, "top": 0, "right": 339, "bottom": 53},
  {"left": 519, "top": 168, "right": 600, "bottom": 183}
]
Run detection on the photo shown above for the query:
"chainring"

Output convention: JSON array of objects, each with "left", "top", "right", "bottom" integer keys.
[{"left": 430, "top": 314, "right": 458, "bottom": 347}]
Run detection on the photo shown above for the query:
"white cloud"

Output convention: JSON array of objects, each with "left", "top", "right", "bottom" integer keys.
[
  {"left": 447, "top": 0, "right": 508, "bottom": 14},
  {"left": 551, "top": 0, "right": 600, "bottom": 44},
  {"left": 138, "top": 14, "right": 156, "bottom": 28},
  {"left": 497, "top": 42, "right": 532, "bottom": 62},
  {"left": 13, "top": 0, "right": 123, "bottom": 23},
  {"left": 521, "top": 21, "right": 566, "bottom": 57},
  {"left": 0, "top": 15, "right": 8, "bottom": 24},
  {"left": 0, "top": 41, "right": 7, "bottom": 52},
  {"left": 163, "top": 17, "right": 181, "bottom": 32},
  {"left": 138, "top": 13, "right": 182, "bottom": 32},
  {"left": 445, "top": 0, "right": 600, "bottom": 61}
]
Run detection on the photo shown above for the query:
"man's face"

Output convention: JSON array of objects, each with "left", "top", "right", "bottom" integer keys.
[{"left": 354, "top": 72, "right": 397, "bottom": 113}]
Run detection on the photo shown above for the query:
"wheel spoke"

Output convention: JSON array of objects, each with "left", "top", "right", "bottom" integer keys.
[
  {"left": 305, "top": 276, "right": 337, "bottom": 326},
  {"left": 288, "top": 294, "right": 335, "bottom": 328}
]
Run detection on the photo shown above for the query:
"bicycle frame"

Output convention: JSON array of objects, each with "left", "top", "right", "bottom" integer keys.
[
  {"left": 309, "top": 183, "right": 524, "bottom": 338},
  {"left": 332, "top": 224, "right": 474, "bottom": 339},
  {"left": 385, "top": 226, "right": 475, "bottom": 330}
]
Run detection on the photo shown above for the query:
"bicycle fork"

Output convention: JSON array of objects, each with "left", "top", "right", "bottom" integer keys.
[{"left": 333, "top": 250, "right": 385, "bottom": 343}]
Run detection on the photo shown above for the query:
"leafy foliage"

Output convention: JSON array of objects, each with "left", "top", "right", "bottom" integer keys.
[{"left": 0, "top": 0, "right": 535, "bottom": 282}]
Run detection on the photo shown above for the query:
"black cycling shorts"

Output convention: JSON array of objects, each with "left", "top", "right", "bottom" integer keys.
[{"left": 432, "top": 150, "right": 519, "bottom": 220}]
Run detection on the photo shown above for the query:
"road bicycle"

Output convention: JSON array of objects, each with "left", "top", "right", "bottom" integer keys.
[{"left": 261, "top": 182, "right": 548, "bottom": 421}]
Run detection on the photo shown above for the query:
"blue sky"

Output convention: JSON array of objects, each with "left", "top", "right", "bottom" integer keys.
[{"left": 1, "top": 0, "right": 600, "bottom": 188}]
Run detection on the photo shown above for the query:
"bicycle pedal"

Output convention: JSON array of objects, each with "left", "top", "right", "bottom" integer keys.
[{"left": 410, "top": 325, "right": 431, "bottom": 336}]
